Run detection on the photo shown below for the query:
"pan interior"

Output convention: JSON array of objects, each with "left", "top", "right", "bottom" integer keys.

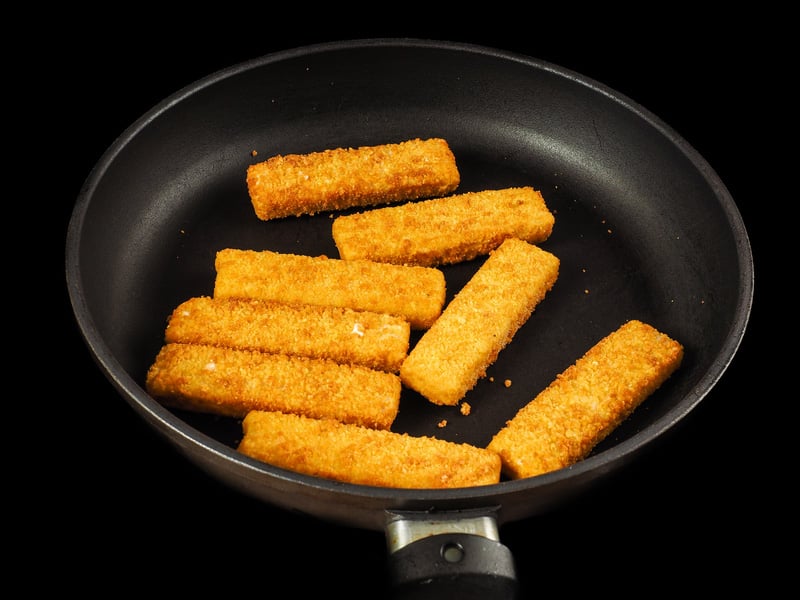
[{"left": 70, "top": 41, "right": 749, "bottom": 499}]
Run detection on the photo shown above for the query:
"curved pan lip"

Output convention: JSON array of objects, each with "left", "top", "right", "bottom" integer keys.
[{"left": 66, "top": 37, "right": 754, "bottom": 518}]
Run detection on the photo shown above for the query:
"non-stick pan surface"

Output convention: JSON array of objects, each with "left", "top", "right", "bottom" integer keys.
[{"left": 65, "top": 35, "right": 754, "bottom": 595}]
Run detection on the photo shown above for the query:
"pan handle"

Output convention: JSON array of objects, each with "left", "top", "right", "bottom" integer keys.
[{"left": 384, "top": 507, "right": 518, "bottom": 599}]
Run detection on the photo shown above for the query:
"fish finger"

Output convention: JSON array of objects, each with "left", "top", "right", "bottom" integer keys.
[
  {"left": 238, "top": 410, "right": 502, "bottom": 488},
  {"left": 247, "top": 138, "right": 460, "bottom": 220},
  {"left": 400, "top": 238, "right": 560, "bottom": 405},
  {"left": 146, "top": 343, "right": 401, "bottom": 429},
  {"left": 214, "top": 248, "right": 446, "bottom": 329},
  {"left": 487, "top": 319, "right": 684, "bottom": 479},
  {"left": 163, "top": 296, "right": 409, "bottom": 372},
  {"left": 332, "top": 186, "right": 555, "bottom": 266}
]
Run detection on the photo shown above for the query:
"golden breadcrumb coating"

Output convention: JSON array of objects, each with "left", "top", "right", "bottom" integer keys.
[
  {"left": 332, "top": 187, "right": 555, "bottom": 266},
  {"left": 487, "top": 319, "right": 684, "bottom": 479},
  {"left": 214, "top": 248, "right": 446, "bottom": 329},
  {"left": 246, "top": 138, "right": 460, "bottom": 220},
  {"left": 163, "top": 296, "right": 410, "bottom": 373},
  {"left": 400, "top": 238, "right": 559, "bottom": 406},
  {"left": 145, "top": 343, "right": 401, "bottom": 429},
  {"left": 238, "top": 410, "right": 501, "bottom": 488}
]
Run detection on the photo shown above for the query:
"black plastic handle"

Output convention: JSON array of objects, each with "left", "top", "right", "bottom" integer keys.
[{"left": 384, "top": 508, "right": 518, "bottom": 599}]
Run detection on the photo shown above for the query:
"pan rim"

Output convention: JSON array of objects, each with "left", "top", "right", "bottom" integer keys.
[{"left": 66, "top": 37, "right": 754, "bottom": 515}]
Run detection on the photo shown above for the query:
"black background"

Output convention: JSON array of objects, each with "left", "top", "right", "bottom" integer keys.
[{"left": 55, "top": 17, "right": 771, "bottom": 598}]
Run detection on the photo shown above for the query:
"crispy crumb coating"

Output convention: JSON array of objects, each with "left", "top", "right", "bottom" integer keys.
[
  {"left": 163, "top": 296, "right": 409, "bottom": 372},
  {"left": 332, "top": 187, "right": 555, "bottom": 266},
  {"left": 214, "top": 248, "right": 446, "bottom": 329},
  {"left": 400, "top": 238, "right": 560, "bottom": 406},
  {"left": 238, "top": 410, "right": 501, "bottom": 488},
  {"left": 487, "top": 319, "right": 684, "bottom": 479},
  {"left": 246, "top": 138, "right": 460, "bottom": 220},
  {"left": 145, "top": 343, "right": 401, "bottom": 429}
]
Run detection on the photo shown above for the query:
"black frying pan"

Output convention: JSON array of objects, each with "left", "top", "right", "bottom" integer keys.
[{"left": 66, "top": 38, "right": 753, "bottom": 597}]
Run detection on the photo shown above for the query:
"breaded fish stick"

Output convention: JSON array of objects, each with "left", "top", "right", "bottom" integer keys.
[
  {"left": 487, "top": 319, "right": 684, "bottom": 479},
  {"left": 238, "top": 410, "right": 502, "bottom": 488},
  {"left": 246, "top": 138, "right": 460, "bottom": 220},
  {"left": 400, "top": 238, "right": 560, "bottom": 406},
  {"left": 332, "top": 187, "right": 555, "bottom": 267},
  {"left": 214, "top": 248, "right": 446, "bottom": 329},
  {"left": 145, "top": 343, "right": 401, "bottom": 429},
  {"left": 163, "top": 296, "right": 410, "bottom": 373}
]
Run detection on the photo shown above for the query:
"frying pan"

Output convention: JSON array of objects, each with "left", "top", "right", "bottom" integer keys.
[{"left": 66, "top": 38, "right": 753, "bottom": 597}]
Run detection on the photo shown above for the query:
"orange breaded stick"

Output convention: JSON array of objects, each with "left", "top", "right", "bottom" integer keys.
[
  {"left": 487, "top": 319, "right": 684, "bottom": 479},
  {"left": 246, "top": 138, "right": 460, "bottom": 220},
  {"left": 163, "top": 296, "right": 410, "bottom": 373},
  {"left": 238, "top": 410, "right": 501, "bottom": 489},
  {"left": 400, "top": 238, "right": 559, "bottom": 406},
  {"left": 145, "top": 343, "right": 401, "bottom": 430},
  {"left": 214, "top": 248, "right": 446, "bottom": 329},
  {"left": 332, "top": 187, "right": 555, "bottom": 267}
]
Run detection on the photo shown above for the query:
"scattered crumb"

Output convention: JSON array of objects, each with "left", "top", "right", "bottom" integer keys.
[
  {"left": 489, "top": 376, "right": 495, "bottom": 382},
  {"left": 607, "top": 229, "right": 612, "bottom": 234},
  {"left": 584, "top": 289, "right": 590, "bottom": 294},
  {"left": 437, "top": 419, "right": 448, "bottom": 428},
  {"left": 504, "top": 379, "right": 512, "bottom": 388},
  {"left": 460, "top": 402, "right": 471, "bottom": 416},
  {"left": 251, "top": 150, "right": 258, "bottom": 157}
]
